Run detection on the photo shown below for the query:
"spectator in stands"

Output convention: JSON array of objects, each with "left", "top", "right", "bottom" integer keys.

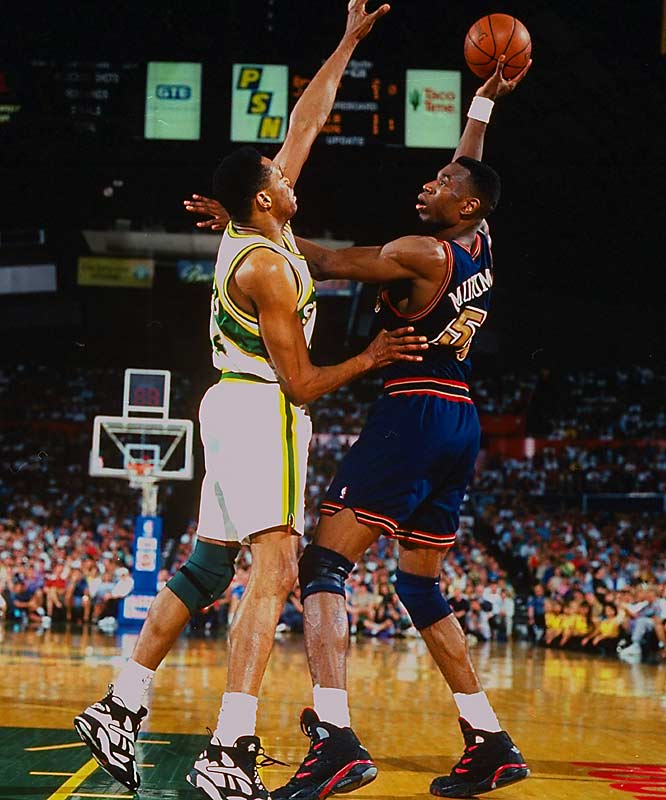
[
  {"left": 347, "top": 581, "right": 378, "bottom": 636},
  {"left": 278, "top": 586, "right": 304, "bottom": 634},
  {"left": 10, "top": 576, "right": 45, "bottom": 624},
  {"left": 527, "top": 584, "right": 546, "bottom": 642},
  {"left": 581, "top": 602, "right": 621, "bottom": 654},
  {"left": 497, "top": 589, "right": 515, "bottom": 642},
  {"left": 65, "top": 568, "right": 90, "bottom": 624},
  {"left": 466, "top": 597, "right": 492, "bottom": 643},
  {"left": 44, "top": 562, "right": 67, "bottom": 622},
  {"left": 449, "top": 586, "right": 470, "bottom": 633},
  {"left": 91, "top": 563, "right": 117, "bottom": 623},
  {"left": 617, "top": 586, "right": 661, "bottom": 661},
  {"left": 483, "top": 580, "right": 503, "bottom": 639},
  {"left": 544, "top": 600, "right": 564, "bottom": 645}
]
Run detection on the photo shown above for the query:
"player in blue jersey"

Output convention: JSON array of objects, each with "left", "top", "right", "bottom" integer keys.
[
  {"left": 273, "top": 57, "right": 532, "bottom": 800},
  {"left": 187, "top": 56, "right": 530, "bottom": 800}
]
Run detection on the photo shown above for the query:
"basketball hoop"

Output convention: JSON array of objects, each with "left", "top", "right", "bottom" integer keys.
[
  {"left": 127, "top": 460, "right": 155, "bottom": 488},
  {"left": 127, "top": 460, "right": 159, "bottom": 516}
]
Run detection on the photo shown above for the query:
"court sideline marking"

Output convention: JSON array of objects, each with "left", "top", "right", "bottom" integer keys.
[{"left": 45, "top": 758, "right": 98, "bottom": 800}]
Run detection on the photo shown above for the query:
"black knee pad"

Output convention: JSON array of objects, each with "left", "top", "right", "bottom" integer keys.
[
  {"left": 395, "top": 569, "right": 452, "bottom": 630},
  {"left": 167, "top": 540, "right": 236, "bottom": 615},
  {"left": 299, "top": 544, "right": 354, "bottom": 602}
]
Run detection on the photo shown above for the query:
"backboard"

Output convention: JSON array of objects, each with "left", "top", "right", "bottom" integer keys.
[{"left": 89, "top": 415, "right": 194, "bottom": 481}]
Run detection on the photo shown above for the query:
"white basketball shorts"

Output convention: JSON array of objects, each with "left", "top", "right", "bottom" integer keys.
[{"left": 196, "top": 377, "right": 312, "bottom": 544}]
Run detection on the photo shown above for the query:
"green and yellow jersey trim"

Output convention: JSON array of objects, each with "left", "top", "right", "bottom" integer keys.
[{"left": 279, "top": 391, "right": 298, "bottom": 527}]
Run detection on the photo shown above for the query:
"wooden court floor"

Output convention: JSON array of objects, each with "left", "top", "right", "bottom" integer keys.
[{"left": 1, "top": 625, "right": 665, "bottom": 800}]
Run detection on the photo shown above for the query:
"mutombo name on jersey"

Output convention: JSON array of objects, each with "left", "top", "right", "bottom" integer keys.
[{"left": 321, "top": 231, "right": 492, "bottom": 550}]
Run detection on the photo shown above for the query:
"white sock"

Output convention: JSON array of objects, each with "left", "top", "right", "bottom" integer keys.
[
  {"left": 113, "top": 658, "right": 155, "bottom": 712},
  {"left": 214, "top": 692, "right": 259, "bottom": 746},
  {"left": 453, "top": 691, "right": 502, "bottom": 733},
  {"left": 313, "top": 684, "right": 351, "bottom": 728}
]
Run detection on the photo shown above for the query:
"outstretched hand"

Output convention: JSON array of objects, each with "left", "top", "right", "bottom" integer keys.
[
  {"left": 344, "top": 0, "right": 390, "bottom": 43},
  {"left": 183, "top": 194, "right": 229, "bottom": 230},
  {"left": 477, "top": 55, "right": 532, "bottom": 101},
  {"left": 364, "top": 327, "right": 428, "bottom": 369}
]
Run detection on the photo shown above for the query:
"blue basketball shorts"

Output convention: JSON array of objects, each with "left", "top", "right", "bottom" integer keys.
[{"left": 321, "top": 378, "right": 480, "bottom": 550}]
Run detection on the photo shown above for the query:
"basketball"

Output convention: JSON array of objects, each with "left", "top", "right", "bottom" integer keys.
[{"left": 464, "top": 14, "right": 532, "bottom": 80}]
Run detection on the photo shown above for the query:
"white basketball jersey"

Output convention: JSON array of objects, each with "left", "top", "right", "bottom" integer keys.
[{"left": 210, "top": 221, "right": 317, "bottom": 382}]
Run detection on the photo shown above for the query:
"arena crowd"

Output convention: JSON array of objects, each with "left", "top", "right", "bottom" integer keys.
[{"left": 2, "top": 363, "right": 665, "bottom": 664}]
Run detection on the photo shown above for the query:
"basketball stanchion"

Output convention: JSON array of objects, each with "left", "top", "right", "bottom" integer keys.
[{"left": 89, "top": 368, "right": 194, "bottom": 629}]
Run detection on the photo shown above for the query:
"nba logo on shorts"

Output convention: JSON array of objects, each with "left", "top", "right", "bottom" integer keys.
[{"left": 340, "top": 486, "right": 347, "bottom": 499}]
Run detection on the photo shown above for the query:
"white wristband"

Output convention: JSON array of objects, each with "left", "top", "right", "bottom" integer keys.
[{"left": 467, "top": 95, "right": 495, "bottom": 123}]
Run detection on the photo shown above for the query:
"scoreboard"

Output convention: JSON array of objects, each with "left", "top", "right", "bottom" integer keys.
[
  {"left": 0, "top": 59, "right": 461, "bottom": 150},
  {"left": 233, "top": 59, "right": 461, "bottom": 149}
]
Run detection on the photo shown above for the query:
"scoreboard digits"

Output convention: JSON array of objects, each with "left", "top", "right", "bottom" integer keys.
[{"left": 291, "top": 60, "right": 403, "bottom": 147}]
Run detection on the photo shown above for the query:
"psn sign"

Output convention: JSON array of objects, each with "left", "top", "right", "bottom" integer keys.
[{"left": 156, "top": 84, "right": 192, "bottom": 100}]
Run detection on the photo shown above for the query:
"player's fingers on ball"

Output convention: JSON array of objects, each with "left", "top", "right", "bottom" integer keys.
[
  {"left": 515, "top": 59, "right": 533, "bottom": 83},
  {"left": 392, "top": 326, "right": 415, "bottom": 336}
]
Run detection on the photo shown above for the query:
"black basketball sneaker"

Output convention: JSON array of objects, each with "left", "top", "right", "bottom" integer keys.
[
  {"left": 73, "top": 687, "right": 147, "bottom": 791},
  {"left": 272, "top": 708, "right": 377, "bottom": 800},
  {"left": 186, "top": 733, "right": 286, "bottom": 800},
  {"left": 430, "top": 718, "right": 530, "bottom": 798}
]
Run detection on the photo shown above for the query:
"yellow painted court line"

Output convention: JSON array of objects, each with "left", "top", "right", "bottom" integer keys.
[
  {"left": 45, "top": 758, "right": 98, "bottom": 800},
  {"left": 30, "top": 772, "right": 76, "bottom": 777},
  {"left": 138, "top": 739, "right": 170, "bottom": 744},
  {"left": 25, "top": 742, "right": 86, "bottom": 752},
  {"left": 71, "top": 795, "right": 132, "bottom": 799},
  {"left": 137, "top": 763, "right": 154, "bottom": 767}
]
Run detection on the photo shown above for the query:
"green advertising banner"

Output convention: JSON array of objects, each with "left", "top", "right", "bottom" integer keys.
[
  {"left": 145, "top": 62, "right": 202, "bottom": 140},
  {"left": 231, "top": 64, "right": 288, "bottom": 143},
  {"left": 405, "top": 70, "right": 461, "bottom": 149},
  {"left": 78, "top": 257, "right": 155, "bottom": 288}
]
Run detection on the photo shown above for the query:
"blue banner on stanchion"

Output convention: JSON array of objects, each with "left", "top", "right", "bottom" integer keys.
[{"left": 119, "top": 515, "right": 163, "bottom": 627}]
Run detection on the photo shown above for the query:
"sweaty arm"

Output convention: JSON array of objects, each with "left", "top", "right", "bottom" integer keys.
[
  {"left": 235, "top": 248, "right": 426, "bottom": 406},
  {"left": 295, "top": 234, "right": 447, "bottom": 284},
  {"left": 273, "top": 0, "right": 389, "bottom": 186}
]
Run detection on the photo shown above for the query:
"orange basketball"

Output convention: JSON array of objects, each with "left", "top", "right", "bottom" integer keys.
[{"left": 464, "top": 14, "right": 532, "bottom": 80}]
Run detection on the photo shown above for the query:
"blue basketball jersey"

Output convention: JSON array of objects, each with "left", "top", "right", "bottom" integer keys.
[{"left": 376, "top": 230, "right": 493, "bottom": 384}]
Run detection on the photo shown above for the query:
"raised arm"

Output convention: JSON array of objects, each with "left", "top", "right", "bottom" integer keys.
[
  {"left": 453, "top": 55, "right": 533, "bottom": 162},
  {"left": 235, "top": 248, "right": 426, "bottom": 405},
  {"left": 274, "top": 0, "right": 389, "bottom": 186}
]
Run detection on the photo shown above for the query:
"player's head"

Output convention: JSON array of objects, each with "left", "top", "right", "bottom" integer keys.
[
  {"left": 212, "top": 146, "right": 297, "bottom": 223},
  {"left": 416, "top": 156, "right": 501, "bottom": 228}
]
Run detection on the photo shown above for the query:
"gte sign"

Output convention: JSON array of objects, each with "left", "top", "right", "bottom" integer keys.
[{"left": 156, "top": 84, "right": 192, "bottom": 100}]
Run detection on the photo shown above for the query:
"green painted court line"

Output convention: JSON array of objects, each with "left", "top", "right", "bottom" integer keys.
[{"left": 45, "top": 758, "right": 98, "bottom": 800}]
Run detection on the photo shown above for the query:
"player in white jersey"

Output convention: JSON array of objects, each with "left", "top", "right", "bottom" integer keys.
[{"left": 74, "top": 4, "right": 427, "bottom": 800}]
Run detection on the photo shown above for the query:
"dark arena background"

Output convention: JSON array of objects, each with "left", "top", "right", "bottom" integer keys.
[{"left": 1, "top": 1, "right": 666, "bottom": 799}]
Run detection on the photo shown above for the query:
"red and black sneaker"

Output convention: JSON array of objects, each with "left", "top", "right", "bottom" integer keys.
[
  {"left": 272, "top": 708, "right": 377, "bottom": 800},
  {"left": 430, "top": 718, "right": 530, "bottom": 798}
]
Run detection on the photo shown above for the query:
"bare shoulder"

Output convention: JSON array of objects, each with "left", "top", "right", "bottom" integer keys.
[
  {"left": 235, "top": 246, "right": 298, "bottom": 302},
  {"left": 381, "top": 235, "right": 449, "bottom": 274}
]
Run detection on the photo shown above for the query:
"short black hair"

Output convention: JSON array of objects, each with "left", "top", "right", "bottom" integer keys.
[
  {"left": 212, "top": 146, "right": 271, "bottom": 222},
  {"left": 455, "top": 156, "right": 501, "bottom": 217}
]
